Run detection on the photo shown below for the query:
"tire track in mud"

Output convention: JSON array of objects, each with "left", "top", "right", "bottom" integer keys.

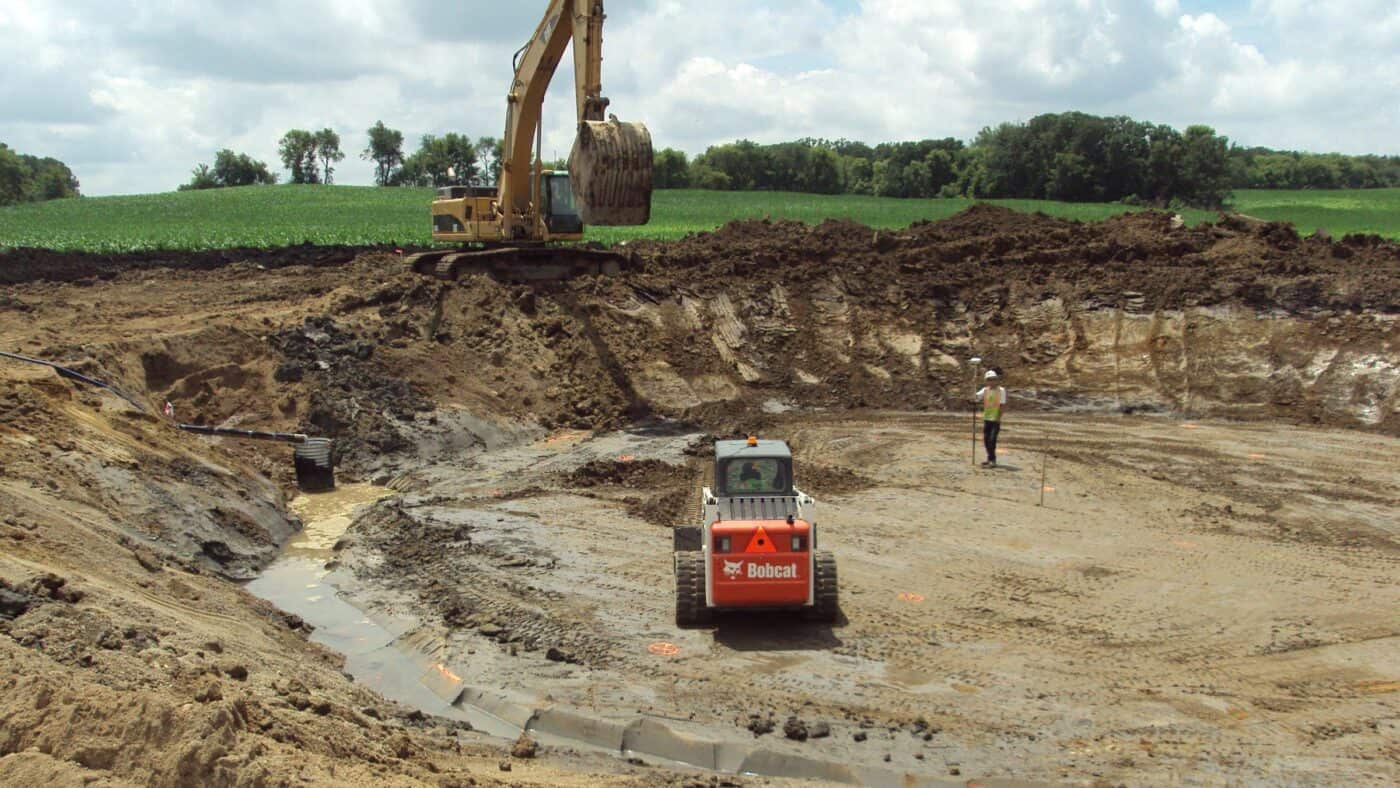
[{"left": 347, "top": 501, "right": 622, "bottom": 666}]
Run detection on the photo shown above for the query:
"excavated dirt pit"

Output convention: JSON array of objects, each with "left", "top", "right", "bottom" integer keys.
[
  {"left": 1, "top": 207, "right": 1397, "bottom": 785},
  {"left": 248, "top": 411, "right": 1400, "bottom": 785}
]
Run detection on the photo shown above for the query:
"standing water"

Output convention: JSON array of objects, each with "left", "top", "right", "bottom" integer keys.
[{"left": 244, "top": 484, "right": 521, "bottom": 738}]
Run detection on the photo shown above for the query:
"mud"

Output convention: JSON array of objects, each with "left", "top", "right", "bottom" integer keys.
[
  {"left": 325, "top": 411, "right": 1399, "bottom": 784},
  {"left": 1, "top": 207, "right": 1398, "bottom": 785}
]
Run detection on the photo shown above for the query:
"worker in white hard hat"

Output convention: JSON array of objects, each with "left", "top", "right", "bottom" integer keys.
[{"left": 975, "top": 369, "right": 1007, "bottom": 467}]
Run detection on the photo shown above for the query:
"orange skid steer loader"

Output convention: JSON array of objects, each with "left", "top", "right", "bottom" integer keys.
[{"left": 674, "top": 437, "right": 838, "bottom": 626}]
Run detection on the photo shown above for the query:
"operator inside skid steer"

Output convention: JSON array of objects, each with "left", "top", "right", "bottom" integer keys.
[{"left": 731, "top": 459, "right": 786, "bottom": 493}]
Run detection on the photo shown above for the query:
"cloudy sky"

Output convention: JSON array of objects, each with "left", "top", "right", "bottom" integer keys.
[{"left": 3, "top": 0, "right": 1397, "bottom": 195}]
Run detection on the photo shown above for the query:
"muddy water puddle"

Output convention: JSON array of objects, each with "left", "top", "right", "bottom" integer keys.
[
  {"left": 246, "top": 485, "right": 521, "bottom": 739},
  {"left": 283, "top": 483, "right": 389, "bottom": 556}
]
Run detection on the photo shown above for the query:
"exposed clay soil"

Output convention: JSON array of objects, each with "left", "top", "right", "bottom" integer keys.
[{"left": 0, "top": 207, "right": 1397, "bottom": 785}]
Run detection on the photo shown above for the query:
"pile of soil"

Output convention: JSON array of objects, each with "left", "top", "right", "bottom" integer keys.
[
  {"left": 795, "top": 463, "right": 876, "bottom": 496},
  {"left": 7, "top": 207, "right": 1396, "bottom": 450},
  {"left": 624, "top": 488, "right": 692, "bottom": 528},
  {"left": 564, "top": 458, "right": 689, "bottom": 488},
  {"left": 629, "top": 208, "right": 1400, "bottom": 314},
  {"left": 562, "top": 459, "right": 694, "bottom": 527}
]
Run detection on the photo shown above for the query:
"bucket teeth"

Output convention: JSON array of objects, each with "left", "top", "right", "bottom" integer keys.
[{"left": 570, "top": 119, "right": 653, "bottom": 226}]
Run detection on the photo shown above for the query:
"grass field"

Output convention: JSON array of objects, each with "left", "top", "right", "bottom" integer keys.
[
  {"left": 1229, "top": 188, "right": 1400, "bottom": 240},
  {"left": 1, "top": 186, "right": 1397, "bottom": 253}
]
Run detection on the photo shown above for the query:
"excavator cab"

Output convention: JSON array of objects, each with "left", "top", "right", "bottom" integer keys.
[{"left": 542, "top": 171, "right": 583, "bottom": 236}]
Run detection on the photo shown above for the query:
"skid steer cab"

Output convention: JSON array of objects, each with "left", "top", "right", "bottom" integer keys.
[{"left": 674, "top": 437, "right": 837, "bottom": 627}]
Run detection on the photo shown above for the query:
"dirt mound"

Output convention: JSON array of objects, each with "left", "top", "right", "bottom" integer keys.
[
  {"left": 562, "top": 459, "right": 693, "bottom": 527},
  {"left": 609, "top": 208, "right": 1399, "bottom": 432},
  {"left": 796, "top": 463, "right": 876, "bottom": 496},
  {"left": 5, "top": 207, "right": 1397, "bottom": 467},
  {"left": 564, "top": 458, "right": 688, "bottom": 488},
  {"left": 40, "top": 206, "right": 1383, "bottom": 459},
  {"left": 632, "top": 207, "right": 1399, "bottom": 314},
  {"left": 624, "top": 488, "right": 692, "bottom": 528}
]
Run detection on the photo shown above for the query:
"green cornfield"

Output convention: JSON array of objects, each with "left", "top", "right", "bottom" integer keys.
[{"left": 2, "top": 186, "right": 1397, "bottom": 253}]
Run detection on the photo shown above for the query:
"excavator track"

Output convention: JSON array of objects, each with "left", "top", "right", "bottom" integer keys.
[{"left": 405, "top": 246, "right": 630, "bottom": 282}]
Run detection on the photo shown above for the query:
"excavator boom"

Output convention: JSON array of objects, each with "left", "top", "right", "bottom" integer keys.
[
  {"left": 415, "top": 0, "right": 651, "bottom": 279},
  {"left": 503, "top": 0, "right": 652, "bottom": 229}
]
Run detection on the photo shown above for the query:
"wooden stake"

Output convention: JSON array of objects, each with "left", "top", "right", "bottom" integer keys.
[
  {"left": 970, "top": 359, "right": 981, "bottom": 467},
  {"left": 1039, "top": 452, "right": 1048, "bottom": 507}
]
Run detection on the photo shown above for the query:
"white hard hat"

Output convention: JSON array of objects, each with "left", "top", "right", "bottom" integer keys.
[{"left": 984, "top": 370, "right": 999, "bottom": 380}]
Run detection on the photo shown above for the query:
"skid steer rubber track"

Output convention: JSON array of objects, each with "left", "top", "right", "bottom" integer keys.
[
  {"left": 804, "top": 550, "right": 839, "bottom": 622},
  {"left": 674, "top": 551, "right": 710, "bottom": 627},
  {"left": 671, "top": 456, "right": 711, "bottom": 552},
  {"left": 293, "top": 438, "right": 336, "bottom": 493}
]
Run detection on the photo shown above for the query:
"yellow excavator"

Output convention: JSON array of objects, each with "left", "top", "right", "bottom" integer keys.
[{"left": 407, "top": 0, "right": 653, "bottom": 281}]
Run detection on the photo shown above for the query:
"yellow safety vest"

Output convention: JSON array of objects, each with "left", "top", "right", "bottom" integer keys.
[{"left": 983, "top": 387, "right": 1002, "bottom": 422}]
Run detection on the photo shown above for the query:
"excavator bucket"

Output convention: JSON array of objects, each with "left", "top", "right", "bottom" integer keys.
[{"left": 570, "top": 118, "right": 653, "bottom": 226}]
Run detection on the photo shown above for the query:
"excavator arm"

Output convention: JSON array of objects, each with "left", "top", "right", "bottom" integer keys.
[
  {"left": 410, "top": 0, "right": 649, "bottom": 279},
  {"left": 501, "top": 0, "right": 652, "bottom": 235}
]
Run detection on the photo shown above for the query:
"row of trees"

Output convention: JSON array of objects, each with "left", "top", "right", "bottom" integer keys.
[
  {"left": 0, "top": 143, "right": 80, "bottom": 206},
  {"left": 659, "top": 113, "right": 1237, "bottom": 208},
  {"left": 182, "top": 128, "right": 343, "bottom": 190},
  {"left": 658, "top": 112, "right": 1400, "bottom": 209},
  {"left": 174, "top": 111, "right": 1400, "bottom": 205},
  {"left": 183, "top": 122, "right": 504, "bottom": 190},
  {"left": 1233, "top": 148, "right": 1400, "bottom": 190},
  {"left": 366, "top": 124, "right": 504, "bottom": 187}
]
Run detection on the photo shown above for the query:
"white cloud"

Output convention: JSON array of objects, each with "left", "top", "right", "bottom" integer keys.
[{"left": 0, "top": 0, "right": 1396, "bottom": 195}]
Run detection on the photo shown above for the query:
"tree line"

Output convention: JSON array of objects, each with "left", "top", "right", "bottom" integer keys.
[
  {"left": 362, "top": 121, "right": 504, "bottom": 188},
  {"left": 182, "top": 122, "right": 503, "bottom": 191},
  {"left": 1232, "top": 148, "right": 1400, "bottom": 190},
  {"left": 175, "top": 111, "right": 1400, "bottom": 206},
  {"left": 657, "top": 112, "right": 1400, "bottom": 209},
  {"left": 182, "top": 128, "right": 343, "bottom": 189},
  {"left": 0, "top": 143, "right": 80, "bottom": 206}
]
